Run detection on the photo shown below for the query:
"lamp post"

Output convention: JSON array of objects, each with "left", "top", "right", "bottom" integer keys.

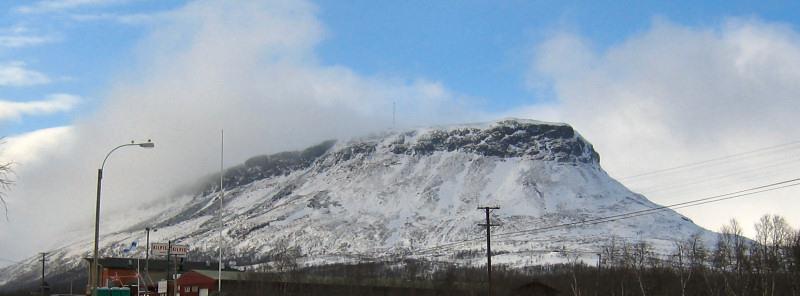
[{"left": 92, "top": 140, "right": 154, "bottom": 293}]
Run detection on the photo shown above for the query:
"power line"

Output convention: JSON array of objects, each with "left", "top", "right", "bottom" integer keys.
[
  {"left": 408, "top": 177, "right": 800, "bottom": 256},
  {"left": 619, "top": 140, "right": 800, "bottom": 181},
  {"left": 634, "top": 157, "right": 800, "bottom": 194},
  {"left": 491, "top": 178, "right": 800, "bottom": 240},
  {"left": 633, "top": 156, "right": 800, "bottom": 192}
]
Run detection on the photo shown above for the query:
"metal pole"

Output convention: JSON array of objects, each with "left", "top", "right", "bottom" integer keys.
[
  {"left": 173, "top": 258, "right": 177, "bottom": 296},
  {"left": 485, "top": 209, "right": 492, "bottom": 295},
  {"left": 40, "top": 252, "right": 47, "bottom": 296},
  {"left": 145, "top": 228, "right": 151, "bottom": 273},
  {"left": 92, "top": 168, "right": 103, "bottom": 292},
  {"left": 218, "top": 130, "right": 224, "bottom": 293},
  {"left": 166, "top": 240, "right": 171, "bottom": 296}
]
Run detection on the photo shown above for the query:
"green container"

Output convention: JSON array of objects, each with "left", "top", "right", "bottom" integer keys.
[
  {"left": 110, "top": 287, "right": 131, "bottom": 296},
  {"left": 94, "top": 288, "right": 112, "bottom": 296}
]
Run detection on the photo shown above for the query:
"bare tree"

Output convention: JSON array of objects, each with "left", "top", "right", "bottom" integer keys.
[
  {"left": 0, "top": 145, "right": 13, "bottom": 220},
  {"left": 755, "top": 214, "right": 794, "bottom": 295},
  {"left": 631, "top": 241, "right": 652, "bottom": 296},
  {"left": 270, "top": 237, "right": 301, "bottom": 273},
  {"left": 791, "top": 229, "right": 800, "bottom": 295},
  {"left": 716, "top": 219, "right": 749, "bottom": 295},
  {"left": 673, "top": 234, "right": 705, "bottom": 296}
]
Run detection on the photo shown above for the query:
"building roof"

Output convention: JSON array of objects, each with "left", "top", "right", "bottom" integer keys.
[
  {"left": 190, "top": 270, "right": 246, "bottom": 281},
  {"left": 84, "top": 257, "right": 237, "bottom": 272}
]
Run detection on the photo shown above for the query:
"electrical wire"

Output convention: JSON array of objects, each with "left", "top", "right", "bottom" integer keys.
[
  {"left": 634, "top": 157, "right": 800, "bottom": 194},
  {"left": 618, "top": 140, "right": 800, "bottom": 181},
  {"left": 406, "top": 177, "right": 800, "bottom": 256}
]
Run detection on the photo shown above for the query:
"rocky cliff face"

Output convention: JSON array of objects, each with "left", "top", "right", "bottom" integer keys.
[{"left": 0, "top": 118, "right": 715, "bottom": 289}]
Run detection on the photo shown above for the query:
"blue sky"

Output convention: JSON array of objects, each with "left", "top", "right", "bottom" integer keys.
[
  {"left": 4, "top": 0, "right": 800, "bottom": 135},
  {"left": 3, "top": 0, "right": 800, "bottom": 263}
]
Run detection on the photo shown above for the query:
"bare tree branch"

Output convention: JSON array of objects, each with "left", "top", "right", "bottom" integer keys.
[{"left": 0, "top": 139, "right": 14, "bottom": 220}]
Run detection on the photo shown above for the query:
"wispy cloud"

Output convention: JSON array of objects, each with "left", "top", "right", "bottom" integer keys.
[
  {"left": 0, "top": 26, "right": 56, "bottom": 48},
  {"left": 69, "top": 12, "right": 160, "bottom": 25},
  {"left": 0, "top": 35, "right": 55, "bottom": 48},
  {"left": 0, "top": 94, "right": 80, "bottom": 121},
  {"left": 0, "top": 61, "right": 50, "bottom": 86},
  {"left": 15, "top": 0, "right": 129, "bottom": 14}
]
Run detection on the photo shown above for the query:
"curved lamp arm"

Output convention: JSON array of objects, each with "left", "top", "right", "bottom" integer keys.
[{"left": 100, "top": 140, "right": 155, "bottom": 171}]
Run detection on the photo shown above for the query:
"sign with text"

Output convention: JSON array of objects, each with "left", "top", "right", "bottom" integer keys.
[
  {"left": 150, "top": 243, "right": 189, "bottom": 257},
  {"left": 171, "top": 244, "right": 189, "bottom": 257}
]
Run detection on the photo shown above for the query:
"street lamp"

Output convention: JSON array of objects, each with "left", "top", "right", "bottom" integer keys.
[{"left": 92, "top": 140, "right": 154, "bottom": 292}]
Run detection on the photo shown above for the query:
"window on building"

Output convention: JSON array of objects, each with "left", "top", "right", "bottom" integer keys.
[
  {"left": 192, "top": 286, "right": 199, "bottom": 292},
  {"left": 184, "top": 286, "right": 191, "bottom": 292}
]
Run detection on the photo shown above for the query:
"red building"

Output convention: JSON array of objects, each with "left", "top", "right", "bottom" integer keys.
[{"left": 176, "top": 270, "right": 246, "bottom": 296}]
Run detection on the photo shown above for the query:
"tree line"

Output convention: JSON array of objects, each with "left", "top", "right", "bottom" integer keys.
[{"left": 229, "top": 213, "right": 800, "bottom": 296}]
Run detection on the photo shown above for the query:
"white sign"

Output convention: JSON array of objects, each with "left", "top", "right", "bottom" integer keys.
[
  {"left": 151, "top": 243, "right": 189, "bottom": 257},
  {"left": 158, "top": 281, "right": 167, "bottom": 293},
  {"left": 151, "top": 243, "right": 169, "bottom": 256},
  {"left": 171, "top": 245, "right": 189, "bottom": 257}
]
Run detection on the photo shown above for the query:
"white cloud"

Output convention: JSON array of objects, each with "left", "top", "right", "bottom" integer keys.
[
  {"left": 0, "top": 61, "right": 51, "bottom": 86},
  {"left": 68, "top": 12, "right": 160, "bottom": 25},
  {"left": 15, "top": 0, "right": 129, "bottom": 14},
  {"left": 0, "top": 0, "right": 480, "bottom": 261},
  {"left": 0, "top": 25, "right": 57, "bottom": 48},
  {"left": 0, "top": 94, "right": 79, "bottom": 121},
  {"left": 522, "top": 18, "right": 800, "bottom": 236},
  {"left": 0, "top": 126, "right": 74, "bottom": 166}
]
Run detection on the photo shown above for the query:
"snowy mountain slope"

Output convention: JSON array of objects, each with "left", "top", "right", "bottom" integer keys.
[{"left": 0, "top": 118, "right": 717, "bottom": 288}]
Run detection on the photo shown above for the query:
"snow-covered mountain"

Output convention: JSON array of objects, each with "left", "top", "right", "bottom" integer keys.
[{"left": 0, "top": 118, "right": 716, "bottom": 289}]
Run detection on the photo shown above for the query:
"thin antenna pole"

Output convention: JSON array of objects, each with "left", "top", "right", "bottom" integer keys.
[{"left": 218, "top": 130, "right": 224, "bottom": 292}]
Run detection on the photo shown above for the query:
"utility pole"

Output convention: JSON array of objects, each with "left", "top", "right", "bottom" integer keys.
[
  {"left": 478, "top": 206, "right": 500, "bottom": 296},
  {"left": 145, "top": 227, "right": 156, "bottom": 277},
  {"left": 166, "top": 240, "right": 171, "bottom": 296},
  {"left": 39, "top": 252, "right": 48, "bottom": 296}
]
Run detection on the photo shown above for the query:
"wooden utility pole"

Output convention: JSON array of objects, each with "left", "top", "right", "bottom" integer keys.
[
  {"left": 39, "top": 252, "right": 48, "bottom": 296},
  {"left": 478, "top": 206, "right": 500, "bottom": 296}
]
